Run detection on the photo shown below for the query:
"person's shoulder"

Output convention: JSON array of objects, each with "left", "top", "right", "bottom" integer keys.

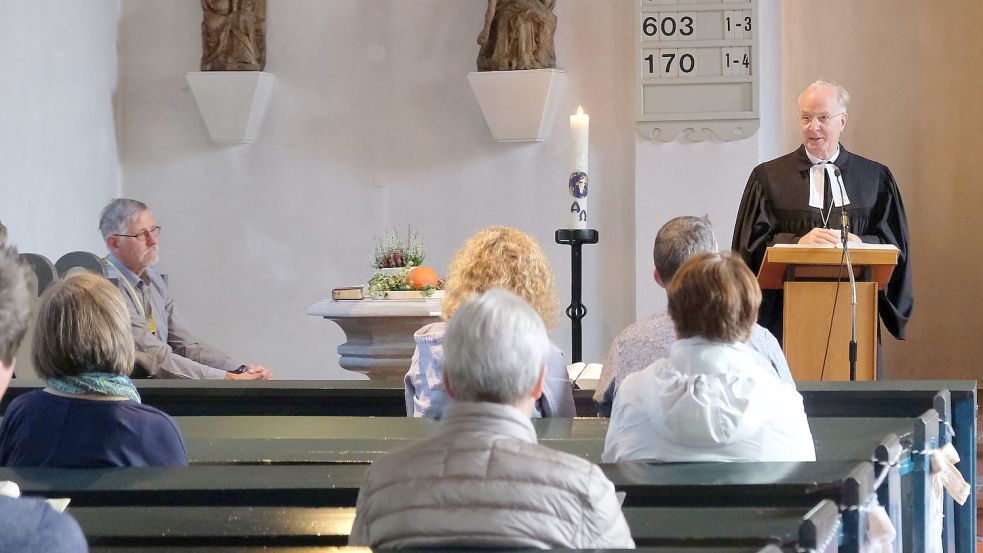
[
  {"left": 358, "top": 434, "right": 452, "bottom": 491},
  {"left": 755, "top": 148, "right": 803, "bottom": 172},
  {"left": 143, "top": 267, "right": 168, "bottom": 289},
  {"left": 612, "top": 313, "right": 673, "bottom": 352},
  {"left": 413, "top": 321, "right": 446, "bottom": 343},
  {"left": 839, "top": 146, "right": 894, "bottom": 176},
  {"left": 625, "top": 312, "right": 672, "bottom": 335},
  {"left": 114, "top": 401, "right": 182, "bottom": 436},
  {"left": 616, "top": 361, "right": 662, "bottom": 400},
  {"left": 840, "top": 145, "right": 884, "bottom": 166},
  {"left": 124, "top": 401, "right": 179, "bottom": 423},
  {"left": 4, "top": 390, "right": 52, "bottom": 413},
  {"left": 0, "top": 496, "right": 87, "bottom": 553},
  {"left": 748, "top": 324, "right": 781, "bottom": 350},
  {"left": 100, "top": 257, "right": 122, "bottom": 277},
  {"left": 505, "top": 439, "right": 601, "bottom": 489}
]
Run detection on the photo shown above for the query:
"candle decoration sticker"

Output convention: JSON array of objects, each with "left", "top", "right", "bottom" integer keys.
[
  {"left": 568, "top": 106, "right": 589, "bottom": 229},
  {"left": 569, "top": 172, "right": 588, "bottom": 198}
]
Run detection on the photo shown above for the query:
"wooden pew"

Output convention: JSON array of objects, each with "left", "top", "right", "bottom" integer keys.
[
  {"left": 89, "top": 546, "right": 783, "bottom": 553},
  {"left": 3, "top": 379, "right": 974, "bottom": 421},
  {"left": 2, "top": 380, "right": 972, "bottom": 552},
  {"left": 89, "top": 547, "right": 781, "bottom": 553},
  {"left": 0, "top": 461, "right": 867, "bottom": 552},
  {"left": 0, "top": 414, "right": 939, "bottom": 552},
  {"left": 172, "top": 415, "right": 919, "bottom": 465},
  {"left": 72, "top": 501, "right": 839, "bottom": 552},
  {"left": 173, "top": 412, "right": 934, "bottom": 553}
]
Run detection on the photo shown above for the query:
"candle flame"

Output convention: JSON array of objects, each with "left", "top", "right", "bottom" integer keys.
[{"left": 576, "top": 106, "right": 584, "bottom": 116}]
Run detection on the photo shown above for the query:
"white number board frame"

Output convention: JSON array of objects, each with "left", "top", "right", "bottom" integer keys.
[{"left": 635, "top": 0, "right": 760, "bottom": 142}]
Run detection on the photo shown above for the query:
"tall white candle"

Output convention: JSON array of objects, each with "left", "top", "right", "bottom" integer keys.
[{"left": 568, "top": 106, "right": 589, "bottom": 229}]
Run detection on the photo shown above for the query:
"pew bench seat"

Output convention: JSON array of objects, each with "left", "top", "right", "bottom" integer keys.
[{"left": 71, "top": 504, "right": 836, "bottom": 551}]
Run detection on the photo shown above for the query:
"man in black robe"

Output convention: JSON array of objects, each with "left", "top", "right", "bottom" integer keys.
[{"left": 732, "top": 80, "right": 913, "bottom": 347}]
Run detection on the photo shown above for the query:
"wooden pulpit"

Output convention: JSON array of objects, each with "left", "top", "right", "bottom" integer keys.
[{"left": 757, "top": 245, "right": 899, "bottom": 381}]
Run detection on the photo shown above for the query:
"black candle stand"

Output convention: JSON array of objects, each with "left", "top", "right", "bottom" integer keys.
[{"left": 554, "top": 228, "right": 598, "bottom": 363}]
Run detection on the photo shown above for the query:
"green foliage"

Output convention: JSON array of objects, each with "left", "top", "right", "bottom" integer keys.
[
  {"left": 367, "top": 269, "right": 445, "bottom": 299},
  {"left": 368, "top": 268, "right": 412, "bottom": 296}
]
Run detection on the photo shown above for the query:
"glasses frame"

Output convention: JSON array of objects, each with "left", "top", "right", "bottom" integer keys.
[
  {"left": 113, "top": 226, "right": 162, "bottom": 242},
  {"left": 798, "top": 112, "right": 845, "bottom": 127}
]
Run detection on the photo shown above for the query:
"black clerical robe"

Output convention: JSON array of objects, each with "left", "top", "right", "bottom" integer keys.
[{"left": 732, "top": 144, "right": 913, "bottom": 341}]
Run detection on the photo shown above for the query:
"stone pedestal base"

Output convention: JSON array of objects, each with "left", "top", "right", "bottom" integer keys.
[{"left": 308, "top": 299, "right": 442, "bottom": 381}]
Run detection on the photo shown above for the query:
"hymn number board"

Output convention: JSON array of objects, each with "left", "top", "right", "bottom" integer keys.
[{"left": 635, "top": 0, "right": 760, "bottom": 142}]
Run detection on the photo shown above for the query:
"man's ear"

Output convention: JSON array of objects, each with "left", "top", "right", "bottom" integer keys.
[
  {"left": 530, "top": 366, "right": 546, "bottom": 400},
  {"left": 442, "top": 372, "right": 456, "bottom": 399},
  {"left": 106, "top": 236, "right": 119, "bottom": 255},
  {"left": 653, "top": 267, "right": 665, "bottom": 288}
]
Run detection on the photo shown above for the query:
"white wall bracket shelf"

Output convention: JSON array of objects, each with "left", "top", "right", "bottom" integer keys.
[
  {"left": 186, "top": 71, "right": 274, "bottom": 144},
  {"left": 467, "top": 69, "right": 563, "bottom": 142}
]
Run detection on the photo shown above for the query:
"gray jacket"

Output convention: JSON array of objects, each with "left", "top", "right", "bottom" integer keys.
[
  {"left": 349, "top": 401, "right": 635, "bottom": 549},
  {"left": 102, "top": 254, "right": 240, "bottom": 379}
]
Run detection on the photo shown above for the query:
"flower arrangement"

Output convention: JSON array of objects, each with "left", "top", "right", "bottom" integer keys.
[
  {"left": 368, "top": 268, "right": 446, "bottom": 298},
  {"left": 372, "top": 226, "right": 426, "bottom": 269}
]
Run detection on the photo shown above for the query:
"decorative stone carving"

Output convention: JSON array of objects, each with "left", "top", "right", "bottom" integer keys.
[
  {"left": 477, "top": 0, "right": 557, "bottom": 72},
  {"left": 201, "top": 0, "right": 266, "bottom": 71},
  {"left": 636, "top": 120, "right": 761, "bottom": 143}
]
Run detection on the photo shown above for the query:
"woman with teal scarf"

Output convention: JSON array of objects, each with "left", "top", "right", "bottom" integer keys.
[{"left": 0, "top": 272, "right": 187, "bottom": 467}]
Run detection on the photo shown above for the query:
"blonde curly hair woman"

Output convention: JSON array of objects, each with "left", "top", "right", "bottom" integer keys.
[{"left": 405, "top": 226, "right": 575, "bottom": 418}]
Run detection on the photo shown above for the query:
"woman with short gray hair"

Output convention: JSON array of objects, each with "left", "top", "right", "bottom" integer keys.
[
  {"left": 0, "top": 272, "right": 187, "bottom": 467},
  {"left": 351, "top": 289, "right": 634, "bottom": 549}
]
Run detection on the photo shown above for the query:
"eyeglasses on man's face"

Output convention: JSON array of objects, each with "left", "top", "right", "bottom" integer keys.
[
  {"left": 799, "top": 112, "right": 845, "bottom": 126},
  {"left": 113, "top": 226, "right": 161, "bottom": 242}
]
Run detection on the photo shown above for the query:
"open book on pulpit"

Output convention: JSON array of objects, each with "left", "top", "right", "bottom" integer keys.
[
  {"left": 771, "top": 242, "right": 899, "bottom": 250},
  {"left": 758, "top": 243, "right": 899, "bottom": 381}
]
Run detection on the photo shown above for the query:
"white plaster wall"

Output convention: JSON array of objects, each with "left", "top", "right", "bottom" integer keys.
[
  {"left": 117, "top": 1, "right": 637, "bottom": 379},
  {"left": 634, "top": 0, "right": 782, "bottom": 318},
  {"left": 0, "top": 1, "right": 121, "bottom": 257}
]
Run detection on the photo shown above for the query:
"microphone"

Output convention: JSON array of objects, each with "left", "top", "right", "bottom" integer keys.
[
  {"left": 833, "top": 167, "right": 858, "bottom": 380},
  {"left": 834, "top": 168, "right": 849, "bottom": 243}
]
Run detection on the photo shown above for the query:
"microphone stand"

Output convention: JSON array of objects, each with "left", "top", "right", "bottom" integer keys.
[{"left": 835, "top": 169, "right": 858, "bottom": 381}]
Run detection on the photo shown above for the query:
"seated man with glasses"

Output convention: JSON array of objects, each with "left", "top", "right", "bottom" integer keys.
[
  {"left": 731, "top": 80, "right": 913, "bottom": 349},
  {"left": 99, "top": 198, "right": 273, "bottom": 380}
]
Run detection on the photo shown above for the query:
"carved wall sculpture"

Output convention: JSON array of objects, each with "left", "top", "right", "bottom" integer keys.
[
  {"left": 201, "top": 0, "right": 267, "bottom": 71},
  {"left": 477, "top": 0, "right": 557, "bottom": 71}
]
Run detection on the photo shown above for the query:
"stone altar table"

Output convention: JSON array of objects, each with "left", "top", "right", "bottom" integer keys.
[{"left": 307, "top": 298, "right": 442, "bottom": 380}]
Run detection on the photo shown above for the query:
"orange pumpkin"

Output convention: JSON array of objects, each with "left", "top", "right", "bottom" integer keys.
[{"left": 407, "top": 266, "right": 439, "bottom": 289}]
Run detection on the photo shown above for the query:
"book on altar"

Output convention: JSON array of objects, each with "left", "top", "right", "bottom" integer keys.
[{"left": 332, "top": 286, "right": 364, "bottom": 301}]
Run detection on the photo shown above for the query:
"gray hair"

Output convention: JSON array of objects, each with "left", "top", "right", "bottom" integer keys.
[
  {"left": 443, "top": 289, "right": 552, "bottom": 406},
  {"left": 33, "top": 272, "right": 135, "bottom": 378},
  {"left": 653, "top": 215, "right": 718, "bottom": 285},
  {"left": 801, "top": 80, "right": 851, "bottom": 112},
  {"left": 99, "top": 198, "right": 149, "bottom": 239},
  {"left": 0, "top": 247, "right": 33, "bottom": 366}
]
